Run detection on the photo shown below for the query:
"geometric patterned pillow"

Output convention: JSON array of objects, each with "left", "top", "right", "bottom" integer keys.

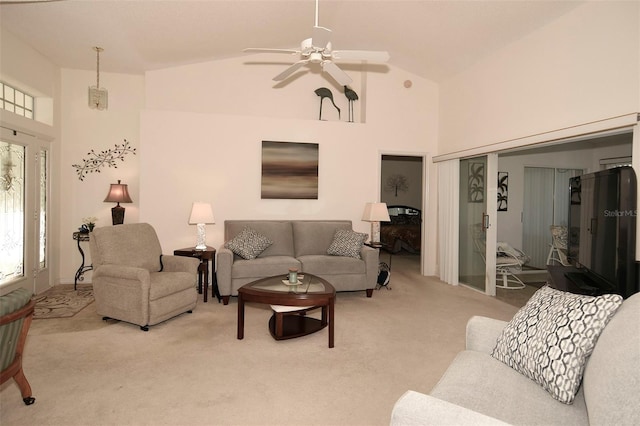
[
  {"left": 491, "top": 285, "right": 623, "bottom": 404},
  {"left": 224, "top": 227, "right": 273, "bottom": 260},
  {"left": 326, "top": 229, "right": 368, "bottom": 259}
]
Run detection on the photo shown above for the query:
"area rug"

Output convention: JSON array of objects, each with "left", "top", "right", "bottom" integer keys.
[{"left": 34, "top": 284, "right": 94, "bottom": 319}]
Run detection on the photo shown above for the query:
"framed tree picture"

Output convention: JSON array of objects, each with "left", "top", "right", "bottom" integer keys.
[{"left": 261, "top": 141, "right": 319, "bottom": 199}]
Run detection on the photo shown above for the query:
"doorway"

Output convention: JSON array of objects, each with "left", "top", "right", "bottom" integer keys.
[
  {"left": 380, "top": 155, "right": 424, "bottom": 271},
  {"left": 0, "top": 131, "right": 50, "bottom": 295}
]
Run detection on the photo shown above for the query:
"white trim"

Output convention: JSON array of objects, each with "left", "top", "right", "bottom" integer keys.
[
  {"left": 485, "top": 153, "right": 498, "bottom": 296},
  {"left": 433, "top": 113, "right": 639, "bottom": 163}
]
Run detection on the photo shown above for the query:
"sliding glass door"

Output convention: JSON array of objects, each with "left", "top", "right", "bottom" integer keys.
[{"left": 459, "top": 155, "right": 497, "bottom": 294}]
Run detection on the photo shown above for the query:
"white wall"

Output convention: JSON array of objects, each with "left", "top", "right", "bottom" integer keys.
[
  {"left": 140, "top": 56, "right": 439, "bottom": 274},
  {"left": 59, "top": 69, "right": 145, "bottom": 283},
  {"left": 439, "top": 1, "right": 640, "bottom": 154}
]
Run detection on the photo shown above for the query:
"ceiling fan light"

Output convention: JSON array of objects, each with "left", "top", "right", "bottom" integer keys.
[{"left": 309, "top": 52, "right": 323, "bottom": 63}]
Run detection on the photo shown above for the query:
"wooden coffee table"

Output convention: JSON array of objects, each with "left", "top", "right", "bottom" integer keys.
[{"left": 237, "top": 273, "right": 336, "bottom": 348}]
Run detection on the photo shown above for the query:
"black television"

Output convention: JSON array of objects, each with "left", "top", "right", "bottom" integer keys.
[{"left": 567, "top": 166, "right": 638, "bottom": 298}]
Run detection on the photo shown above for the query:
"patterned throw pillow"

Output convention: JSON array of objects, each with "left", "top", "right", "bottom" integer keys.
[
  {"left": 224, "top": 227, "right": 273, "bottom": 260},
  {"left": 491, "top": 285, "right": 623, "bottom": 404},
  {"left": 327, "top": 229, "right": 368, "bottom": 259}
]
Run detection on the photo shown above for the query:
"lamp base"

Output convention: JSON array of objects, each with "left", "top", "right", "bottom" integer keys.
[
  {"left": 195, "top": 223, "right": 207, "bottom": 250},
  {"left": 111, "top": 205, "right": 125, "bottom": 225},
  {"left": 370, "top": 222, "right": 381, "bottom": 244}
]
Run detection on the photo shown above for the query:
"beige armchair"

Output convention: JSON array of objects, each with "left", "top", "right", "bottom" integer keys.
[{"left": 89, "top": 223, "right": 199, "bottom": 331}]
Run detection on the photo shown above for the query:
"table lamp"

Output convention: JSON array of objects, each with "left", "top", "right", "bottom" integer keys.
[
  {"left": 362, "top": 202, "right": 390, "bottom": 244},
  {"left": 189, "top": 202, "right": 215, "bottom": 250},
  {"left": 104, "top": 180, "right": 133, "bottom": 225}
]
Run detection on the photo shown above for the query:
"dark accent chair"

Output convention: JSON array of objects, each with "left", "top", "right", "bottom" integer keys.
[{"left": 0, "top": 288, "right": 36, "bottom": 405}]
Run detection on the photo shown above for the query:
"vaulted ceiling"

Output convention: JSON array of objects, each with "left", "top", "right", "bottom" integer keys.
[{"left": 0, "top": 0, "right": 584, "bottom": 83}]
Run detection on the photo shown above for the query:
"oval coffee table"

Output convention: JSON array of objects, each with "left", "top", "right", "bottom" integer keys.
[{"left": 237, "top": 273, "right": 336, "bottom": 348}]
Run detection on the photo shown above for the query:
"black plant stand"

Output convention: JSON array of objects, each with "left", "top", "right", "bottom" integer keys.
[{"left": 72, "top": 231, "right": 93, "bottom": 290}]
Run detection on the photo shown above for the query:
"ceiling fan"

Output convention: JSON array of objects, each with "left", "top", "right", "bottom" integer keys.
[{"left": 243, "top": 0, "right": 390, "bottom": 86}]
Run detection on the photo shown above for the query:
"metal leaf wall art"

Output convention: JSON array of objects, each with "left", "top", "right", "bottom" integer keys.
[{"left": 72, "top": 139, "right": 136, "bottom": 181}]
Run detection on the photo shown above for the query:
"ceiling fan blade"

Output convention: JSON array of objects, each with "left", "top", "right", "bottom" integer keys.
[
  {"left": 312, "top": 26, "right": 332, "bottom": 49},
  {"left": 322, "top": 61, "right": 352, "bottom": 86},
  {"left": 244, "top": 48, "right": 300, "bottom": 55},
  {"left": 273, "top": 60, "right": 309, "bottom": 82},
  {"left": 331, "top": 50, "right": 390, "bottom": 63}
]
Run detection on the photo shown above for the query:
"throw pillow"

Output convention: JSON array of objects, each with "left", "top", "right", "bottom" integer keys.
[
  {"left": 491, "top": 285, "right": 623, "bottom": 404},
  {"left": 327, "top": 229, "right": 368, "bottom": 259},
  {"left": 224, "top": 227, "right": 273, "bottom": 260}
]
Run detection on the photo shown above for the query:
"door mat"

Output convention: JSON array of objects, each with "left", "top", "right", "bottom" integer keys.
[{"left": 34, "top": 284, "right": 94, "bottom": 319}]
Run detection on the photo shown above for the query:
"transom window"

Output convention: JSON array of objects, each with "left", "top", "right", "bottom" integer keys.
[{"left": 0, "top": 81, "right": 34, "bottom": 119}]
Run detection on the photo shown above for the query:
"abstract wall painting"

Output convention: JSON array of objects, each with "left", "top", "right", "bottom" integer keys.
[
  {"left": 261, "top": 141, "right": 319, "bottom": 199},
  {"left": 498, "top": 171, "right": 509, "bottom": 211}
]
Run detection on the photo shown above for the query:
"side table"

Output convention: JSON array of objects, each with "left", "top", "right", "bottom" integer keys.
[
  {"left": 72, "top": 231, "right": 93, "bottom": 290},
  {"left": 173, "top": 246, "right": 221, "bottom": 303},
  {"left": 365, "top": 242, "right": 392, "bottom": 289}
]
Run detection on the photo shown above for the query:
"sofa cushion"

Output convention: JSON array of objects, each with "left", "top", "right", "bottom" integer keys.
[
  {"left": 327, "top": 229, "right": 368, "bottom": 259},
  {"left": 292, "top": 221, "right": 352, "bottom": 257},
  {"left": 298, "top": 254, "right": 366, "bottom": 275},
  {"left": 148, "top": 271, "right": 196, "bottom": 301},
  {"left": 431, "top": 350, "right": 589, "bottom": 425},
  {"left": 491, "top": 285, "right": 623, "bottom": 404},
  {"left": 224, "top": 227, "right": 273, "bottom": 260},
  {"left": 231, "top": 256, "right": 301, "bottom": 279}
]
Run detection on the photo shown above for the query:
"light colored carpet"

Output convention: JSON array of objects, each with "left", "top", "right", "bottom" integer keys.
[
  {"left": 1, "top": 255, "right": 522, "bottom": 426},
  {"left": 33, "top": 284, "right": 94, "bottom": 319}
]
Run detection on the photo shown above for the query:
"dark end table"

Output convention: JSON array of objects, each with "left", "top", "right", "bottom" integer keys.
[
  {"left": 173, "top": 246, "right": 221, "bottom": 303},
  {"left": 365, "top": 241, "right": 392, "bottom": 289}
]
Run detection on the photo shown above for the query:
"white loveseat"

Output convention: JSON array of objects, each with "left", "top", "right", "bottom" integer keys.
[{"left": 391, "top": 289, "right": 640, "bottom": 425}]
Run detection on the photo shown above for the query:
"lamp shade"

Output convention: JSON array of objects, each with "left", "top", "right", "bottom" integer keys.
[
  {"left": 361, "top": 202, "right": 390, "bottom": 222},
  {"left": 189, "top": 202, "right": 215, "bottom": 224},
  {"left": 103, "top": 180, "right": 133, "bottom": 204}
]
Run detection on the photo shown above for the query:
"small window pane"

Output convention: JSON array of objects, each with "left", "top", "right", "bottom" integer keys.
[
  {"left": 0, "top": 82, "right": 34, "bottom": 120},
  {"left": 5, "top": 87, "right": 14, "bottom": 103},
  {"left": 15, "top": 92, "right": 24, "bottom": 107}
]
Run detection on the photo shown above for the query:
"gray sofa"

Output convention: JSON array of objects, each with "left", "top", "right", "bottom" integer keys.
[
  {"left": 217, "top": 220, "right": 378, "bottom": 305},
  {"left": 390, "top": 291, "right": 640, "bottom": 425}
]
